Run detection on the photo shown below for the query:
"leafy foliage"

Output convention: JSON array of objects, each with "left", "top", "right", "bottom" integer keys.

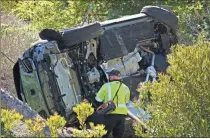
[
  {"left": 72, "top": 122, "right": 107, "bottom": 138},
  {"left": 133, "top": 122, "right": 150, "bottom": 138},
  {"left": 135, "top": 38, "right": 210, "bottom": 137},
  {"left": 1, "top": 109, "right": 23, "bottom": 137},
  {"left": 1, "top": 0, "right": 19, "bottom": 12},
  {"left": 173, "top": 1, "right": 210, "bottom": 44},
  {"left": 25, "top": 117, "right": 46, "bottom": 137},
  {"left": 13, "top": 1, "right": 75, "bottom": 30},
  {"left": 1, "top": 108, "right": 66, "bottom": 137},
  {"left": 73, "top": 102, "right": 94, "bottom": 128},
  {"left": 3, "top": 0, "right": 97, "bottom": 30},
  {"left": 25, "top": 112, "right": 66, "bottom": 137},
  {"left": 72, "top": 102, "right": 107, "bottom": 137},
  {"left": 46, "top": 113, "right": 66, "bottom": 137}
]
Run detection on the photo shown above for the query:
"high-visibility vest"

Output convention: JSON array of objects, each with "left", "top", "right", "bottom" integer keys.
[{"left": 95, "top": 81, "right": 130, "bottom": 115}]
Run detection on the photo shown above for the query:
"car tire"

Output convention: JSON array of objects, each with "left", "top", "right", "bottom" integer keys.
[
  {"left": 140, "top": 6, "right": 178, "bottom": 33},
  {"left": 39, "top": 29, "right": 67, "bottom": 50},
  {"left": 61, "top": 23, "right": 104, "bottom": 47}
]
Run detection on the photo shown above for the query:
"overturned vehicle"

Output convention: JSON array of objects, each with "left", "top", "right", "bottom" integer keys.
[{"left": 13, "top": 6, "right": 178, "bottom": 121}]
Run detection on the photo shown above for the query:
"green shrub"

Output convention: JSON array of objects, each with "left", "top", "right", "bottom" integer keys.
[
  {"left": 25, "top": 117, "right": 46, "bottom": 137},
  {"left": 46, "top": 113, "right": 66, "bottom": 137},
  {"left": 1, "top": 109, "right": 23, "bottom": 137},
  {"left": 1, "top": 108, "right": 66, "bottom": 137},
  {"left": 72, "top": 102, "right": 107, "bottom": 138},
  {"left": 174, "top": 1, "right": 210, "bottom": 44},
  {"left": 135, "top": 38, "right": 210, "bottom": 137}
]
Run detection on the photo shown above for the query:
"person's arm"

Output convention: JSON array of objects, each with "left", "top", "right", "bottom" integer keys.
[
  {"left": 95, "top": 83, "right": 107, "bottom": 106},
  {"left": 125, "top": 86, "right": 131, "bottom": 104}
]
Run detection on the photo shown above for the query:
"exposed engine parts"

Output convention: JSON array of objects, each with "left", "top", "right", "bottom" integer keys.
[
  {"left": 87, "top": 67, "right": 100, "bottom": 84},
  {"left": 101, "top": 48, "right": 142, "bottom": 77}
]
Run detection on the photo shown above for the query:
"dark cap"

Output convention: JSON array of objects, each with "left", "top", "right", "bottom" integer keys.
[{"left": 106, "top": 69, "right": 121, "bottom": 76}]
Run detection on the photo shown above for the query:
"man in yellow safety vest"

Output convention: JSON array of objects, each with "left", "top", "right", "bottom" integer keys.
[{"left": 95, "top": 69, "right": 130, "bottom": 138}]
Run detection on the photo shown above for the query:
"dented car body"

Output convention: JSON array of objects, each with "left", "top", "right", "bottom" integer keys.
[{"left": 13, "top": 6, "right": 178, "bottom": 119}]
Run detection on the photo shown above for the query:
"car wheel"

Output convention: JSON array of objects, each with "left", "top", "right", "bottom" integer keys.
[
  {"left": 61, "top": 23, "right": 104, "bottom": 47},
  {"left": 140, "top": 6, "right": 178, "bottom": 33},
  {"left": 39, "top": 29, "right": 67, "bottom": 50}
]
